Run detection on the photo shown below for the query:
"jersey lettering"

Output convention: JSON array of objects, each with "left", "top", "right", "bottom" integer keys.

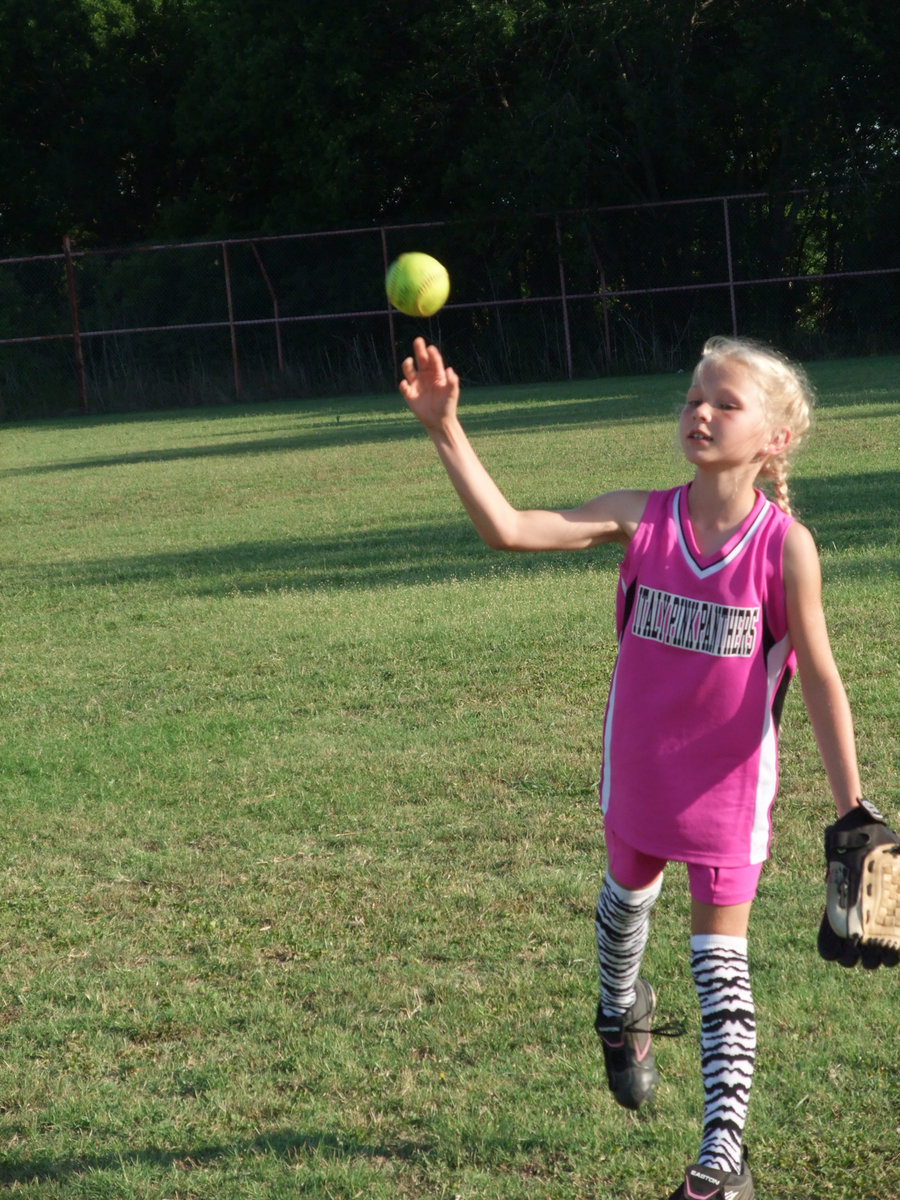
[{"left": 631, "top": 584, "right": 759, "bottom": 658}]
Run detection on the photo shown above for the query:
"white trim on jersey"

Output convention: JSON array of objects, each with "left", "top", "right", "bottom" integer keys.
[
  {"left": 673, "top": 487, "right": 772, "bottom": 581},
  {"left": 749, "top": 631, "right": 793, "bottom": 863},
  {"left": 600, "top": 657, "right": 621, "bottom": 816}
]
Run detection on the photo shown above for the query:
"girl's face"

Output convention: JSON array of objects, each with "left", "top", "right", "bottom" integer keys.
[{"left": 679, "top": 358, "right": 787, "bottom": 471}]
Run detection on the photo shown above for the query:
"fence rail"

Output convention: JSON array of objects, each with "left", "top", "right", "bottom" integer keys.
[{"left": 1, "top": 189, "right": 898, "bottom": 417}]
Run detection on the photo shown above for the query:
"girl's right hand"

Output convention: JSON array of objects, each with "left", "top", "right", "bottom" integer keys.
[{"left": 399, "top": 338, "right": 460, "bottom": 432}]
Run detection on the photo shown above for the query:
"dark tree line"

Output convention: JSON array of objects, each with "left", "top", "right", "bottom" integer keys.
[
  {"left": 1, "top": 0, "right": 899, "bottom": 416},
  {"left": 2, "top": 0, "right": 898, "bottom": 253}
]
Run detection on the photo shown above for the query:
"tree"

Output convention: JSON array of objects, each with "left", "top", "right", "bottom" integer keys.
[
  {"left": 1, "top": 0, "right": 897, "bottom": 289},
  {"left": 0, "top": 0, "right": 194, "bottom": 253}
]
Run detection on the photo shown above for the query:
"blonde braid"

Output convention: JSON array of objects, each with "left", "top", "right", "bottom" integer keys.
[{"left": 760, "top": 455, "right": 793, "bottom": 516}]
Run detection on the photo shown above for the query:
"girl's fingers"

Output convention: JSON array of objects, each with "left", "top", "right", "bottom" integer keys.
[{"left": 400, "top": 342, "right": 454, "bottom": 406}]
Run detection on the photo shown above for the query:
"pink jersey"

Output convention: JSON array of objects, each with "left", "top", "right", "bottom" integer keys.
[{"left": 599, "top": 485, "right": 796, "bottom": 867}]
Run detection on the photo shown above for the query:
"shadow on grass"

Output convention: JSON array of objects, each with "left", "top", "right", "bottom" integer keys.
[
  {"left": 4, "top": 368, "right": 897, "bottom": 483},
  {"left": 12, "top": 471, "right": 898, "bottom": 598},
  {"left": 792, "top": 472, "right": 900, "bottom": 567},
  {"left": 0, "top": 1127, "right": 431, "bottom": 1186},
  {"left": 19, "top": 519, "right": 604, "bottom": 595},
  {"left": 0, "top": 388, "right": 683, "bottom": 480}
]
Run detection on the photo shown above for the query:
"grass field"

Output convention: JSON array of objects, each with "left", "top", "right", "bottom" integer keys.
[{"left": 1, "top": 354, "right": 898, "bottom": 1200}]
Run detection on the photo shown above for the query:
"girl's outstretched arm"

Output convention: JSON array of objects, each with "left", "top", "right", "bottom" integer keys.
[
  {"left": 783, "top": 521, "right": 862, "bottom": 817},
  {"left": 399, "top": 338, "right": 646, "bottom": 551}
]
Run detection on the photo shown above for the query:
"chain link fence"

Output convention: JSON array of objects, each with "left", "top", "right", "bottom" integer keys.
[{"left": 1, "top": 190, "right": 898, "bottom": 419}]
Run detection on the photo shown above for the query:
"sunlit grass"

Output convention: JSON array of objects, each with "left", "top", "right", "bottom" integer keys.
[{"left": 0, "top": 357, "right": 898, "bottom": 1198}]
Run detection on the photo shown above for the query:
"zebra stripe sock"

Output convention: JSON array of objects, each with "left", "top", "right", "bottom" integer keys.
[
  {"left": 690, "top": 933, "right": 756, "bottom": 1176},
  {"left": 594, "top": 871, "right": 663, "bottom": 1017}
]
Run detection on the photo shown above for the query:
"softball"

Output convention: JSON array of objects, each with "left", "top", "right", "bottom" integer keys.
[{"left": 385, "top": 252, "right": 450, "bottom": 318}]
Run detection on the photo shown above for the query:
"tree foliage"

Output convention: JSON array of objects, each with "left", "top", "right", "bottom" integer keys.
[
  {"left": 0, "top": 0, "right": 192, "bottom": 249},
  {"left": 0, "top": 0, "right": 897, "bottom": 254}
]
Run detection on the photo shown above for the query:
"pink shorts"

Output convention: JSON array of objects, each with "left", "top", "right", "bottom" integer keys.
[{"left": 605, "top": 825, "right": 763, "bottom": 906}]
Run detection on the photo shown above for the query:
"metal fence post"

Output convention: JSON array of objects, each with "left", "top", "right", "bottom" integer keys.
[
  {"left": 222, "top": 242, "right": 241, "bottom": 396},
  {"left": 381, "top": 226, "right": 399, "bottom": 380},
  {"left": 63, "top": 235, "right": 89, "bottom": 414},
  {"left": 555, "top": 216, "right": 573, "bottom": 380},
  {"left": 250, "top": 242, "right": 284, "bottom": 380},
  {"left": 722, "top": 197, "right": 738, "bottom": 335},
  {"left": 599, "top": 258, "right": 612, "bottom": 367}
]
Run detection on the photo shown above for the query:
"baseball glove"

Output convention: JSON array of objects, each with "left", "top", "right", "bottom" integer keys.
[{"left": 818, "top": 799, "right": 900, "bottom": 969}]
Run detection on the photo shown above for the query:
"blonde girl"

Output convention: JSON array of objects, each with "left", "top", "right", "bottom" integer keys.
[{"left": 400, "top": 335, "right": 865, "bottom": 1200}]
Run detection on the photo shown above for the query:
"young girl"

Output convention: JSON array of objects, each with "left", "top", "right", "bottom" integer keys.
[{"left": 399, "top": 334, "right": 866, "bottom": 1200}]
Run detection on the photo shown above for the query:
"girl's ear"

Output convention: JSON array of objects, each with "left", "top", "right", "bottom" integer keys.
[{"left": 764, "top": 426, "right": 791, "bottom": 458}]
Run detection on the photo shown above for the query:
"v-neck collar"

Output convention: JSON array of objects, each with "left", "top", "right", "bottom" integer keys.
[{"left": 674, "top": 485, "right": 770, "bottom": 578}]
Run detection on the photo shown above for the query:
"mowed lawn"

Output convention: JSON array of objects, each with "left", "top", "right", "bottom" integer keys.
[{"left": 1, "top": 354, "right": 898, "bottom": 1199}]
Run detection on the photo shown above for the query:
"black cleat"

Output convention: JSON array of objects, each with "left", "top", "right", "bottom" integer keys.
[
  {"left": 594, "top": 977, "right": 659, "bottom": 1110},
  {"left": 665, "top": 1156, "right": 755, "bottom": 1200}
]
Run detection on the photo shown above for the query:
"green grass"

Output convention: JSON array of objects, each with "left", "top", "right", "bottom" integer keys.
[{"left": 1, "top": 356, "right": 899, "bottom": 1199}]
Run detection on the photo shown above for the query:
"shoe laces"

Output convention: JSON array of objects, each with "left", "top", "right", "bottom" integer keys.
[
  {"left": 625, "top": 1014, "right": 686, "bottom": 1038},
  {"left": 598, "top": 1005, "right": 687, "bottom": 1039},
  {"left": 647, "top": 1018, "right": 686, "bottom": 1038}
]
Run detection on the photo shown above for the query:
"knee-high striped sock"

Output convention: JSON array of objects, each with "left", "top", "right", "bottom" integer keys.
[
  {"left": 690, "top": 934, "right": 756, "bottom": 1175},
  {"left": 594, "top": 871, "right": 662, "bottom": 1017}
]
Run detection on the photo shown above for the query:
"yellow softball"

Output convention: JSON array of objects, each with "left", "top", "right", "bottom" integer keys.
[{"left": 385, "top": 252, "right": 450, "bottom": 318}]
